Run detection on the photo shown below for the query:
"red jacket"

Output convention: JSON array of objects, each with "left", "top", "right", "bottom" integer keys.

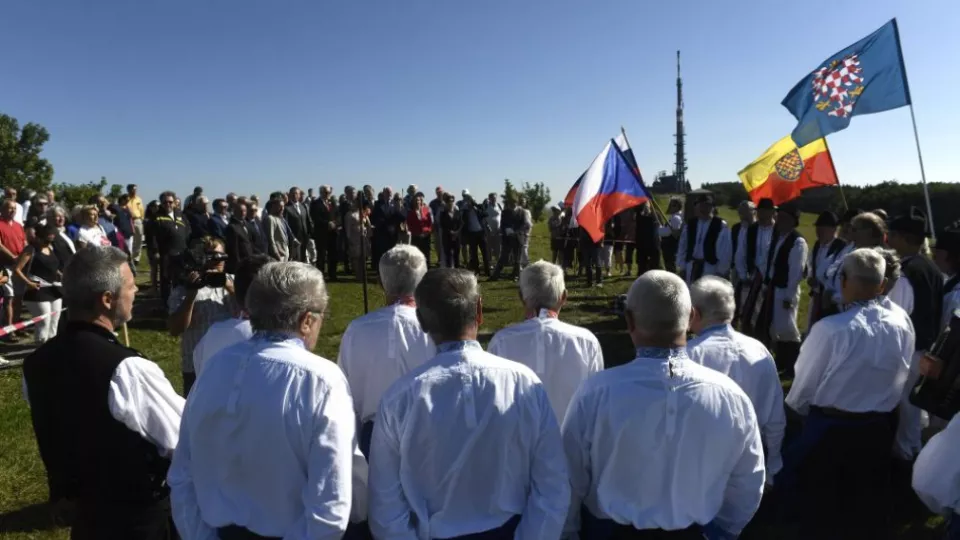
[{"left": 406, "top": 206, "right": 433, "bottom": 236}]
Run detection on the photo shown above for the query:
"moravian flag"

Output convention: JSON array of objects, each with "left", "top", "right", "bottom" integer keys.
[
  {"left": 564, "top": 130, "right": 640, "bottom": 209},
  {"left": 738, "top": 136, "right": 838, "bottom": 206},
  {"left": 570, "top": 139, "right": 652, "bottom": 242},
  {"left": 782, "top": 19, "right": 911, "bottom": 147}
]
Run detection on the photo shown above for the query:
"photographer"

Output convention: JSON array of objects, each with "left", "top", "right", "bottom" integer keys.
[{"left": 167, "top": 236, "right": 234, "bottom": 396}]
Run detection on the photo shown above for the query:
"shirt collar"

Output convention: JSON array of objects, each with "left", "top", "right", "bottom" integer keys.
[
  {"left": 696, "top": 323, "right": 731, "bottom": 338},
  {"left": 527, "top": 308, "right": 559, "bottom": 320},
  {"left": 845, "top": 297, "right": 881, "bottom": 310},
  {"left": 635, "top": 346, "right": 689, "bottom": 360},
  {"left": 253, "top": 330, "right": 305, "bottom": 349},
  {"left": 392, "top": 296, "right": 416, "bottom": 308},
  {"left": 435, "top": 340, "right": 482, "bottom": 354}
]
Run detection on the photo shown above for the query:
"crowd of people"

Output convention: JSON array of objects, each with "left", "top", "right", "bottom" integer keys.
[{"left": 11, "top": 181, "right": 960, "bottom": 540}]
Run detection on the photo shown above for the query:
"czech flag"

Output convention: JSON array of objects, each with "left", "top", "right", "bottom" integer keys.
[
  {"left": 737, "top": 135, "right": 839, "bottom": 206},
  {"left": 564, "top": 130, "right": 640, "bottom": 208},
  {"left": 570, "top": 139, "right": 652, "bottom": 242}
]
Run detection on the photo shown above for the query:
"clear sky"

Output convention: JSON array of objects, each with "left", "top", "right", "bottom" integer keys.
[{"left": 1, "top": 0, "right": 957, "bottom": 203}]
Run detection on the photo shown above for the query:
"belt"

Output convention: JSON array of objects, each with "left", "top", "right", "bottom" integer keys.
[
  {"left": 436, "top": 515, "right": 521, "bottom": 540},
  {"left": 580, "top": 507, "right": 704, "bottom": 540},
  {"left": 810, "top": 405, "right": 895, "bottom": 420},
  {"left": 217, "top": 525, "right": 280, "bottom": 540}
]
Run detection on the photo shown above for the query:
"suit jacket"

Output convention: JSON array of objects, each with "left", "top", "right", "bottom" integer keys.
[
  {"left": 208, "top": 215, "right": 230, "bottom": 240},
  {"left": 283, "top": 203, "right": 310, "bottom": 243},
  {"left": 246, "top": 218, "right": 267, "bottom": 254},
  {"left": 265, "top": 215, "right": 289, "bottom": 261},
  {"left": 310, "top": 197, "right": 337, "bottom": 240},
  {"left": 225, "top": 217, "right": 255, "bottom": 273}
]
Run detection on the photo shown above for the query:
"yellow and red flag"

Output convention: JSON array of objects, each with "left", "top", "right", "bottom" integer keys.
[{"left": 738, "top": 135, "right": 838, "bottom": 206}]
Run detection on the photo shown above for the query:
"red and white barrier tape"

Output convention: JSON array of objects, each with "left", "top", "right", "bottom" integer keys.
[{"left": 0, "top": 308, "right": 67, "bottom": 338}]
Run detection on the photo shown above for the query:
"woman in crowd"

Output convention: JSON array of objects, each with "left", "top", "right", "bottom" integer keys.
[
  {"left": 13, "top": 223, "right": 64, "bottom": 343},
  {"left": 406, "top": 191, "right": 433, "bottom": 263},
  {"left": 439, "top": 193, "right": 462, "bottom": 268},
  {"left": 75, "top": 205, "right": 111, "bottom": 249},
  {"left": 45, "top": 206, "right": 76, "bottom": 269},
  {"left": 167, "top": 235, "right": 234, "bottom": 396},
  {"left": 344, "top": 197, "right": 370, "bottom": 281},
  {"left": 144, "top": 200, "right": 160, "bottom": 294}
]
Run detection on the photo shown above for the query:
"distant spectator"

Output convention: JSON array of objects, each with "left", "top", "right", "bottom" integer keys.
[
  {"left": 0, "top": 198, "right": 27, "bottom": 339},
  {"left": 14, "top": 223, "right": 64, "bottom": 343}
]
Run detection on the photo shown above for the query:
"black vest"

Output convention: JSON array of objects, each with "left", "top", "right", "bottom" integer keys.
[
  {"left": 731, "top": 222, "right": 742, "bottom": 257},
  {"left": 685, "top": 217, "right": 724, "bottom": 265},
  {"left": 22, "top": 321, "right": 171, "bottom": 504},
  {"left": 946, "top": 274, "right": 960, "bottom": 296},
  {"left": 766, "top": 230, "right": 801, "bottom": 288},
  {"left": 901, "top": 255, "right": 945, "bottom": 350},
  {"left": 810, "top": 238, "right": 847, "bottom": 280},
  {"left": 745, "top": 222, "right": 767, "bottom": 275}
]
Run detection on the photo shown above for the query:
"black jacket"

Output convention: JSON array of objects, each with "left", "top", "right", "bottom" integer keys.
[
  {"left": 225, "top": 217, "right": 256, "bottom": 273},
  {"left": 284, "top": 203, "right": 310, "bottom": 243},
  {"left": 310, "top": 198, "right": 337, "bottom": 240}
]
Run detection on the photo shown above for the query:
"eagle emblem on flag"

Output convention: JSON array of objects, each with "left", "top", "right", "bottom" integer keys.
[
  {"left": 811, "top": 54, "right": 864, "bottom": 118},
  {"left": 774, "top": 148, "right": 804, "bottom": 181}
]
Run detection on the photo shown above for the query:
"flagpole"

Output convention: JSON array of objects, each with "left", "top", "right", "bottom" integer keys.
[
  {"left": 892, "top": 17, "right": 936, "bottom": 241},
  {"left": 619, "top": 126, "right": 669, "bottom": 226},
  {"left": 820, "top": 138, "right": 848, "bottom": 211}
]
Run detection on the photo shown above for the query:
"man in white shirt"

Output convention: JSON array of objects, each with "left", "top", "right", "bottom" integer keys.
[
  {"left": 933, "top": 225, "right": 960, "bottom": 326},
  {"left": 805, "top": 211, "right": 848, "bottom": 329},
  {"left": 23, "top": 246, "right": 184, "bottom": 539},
  {"left": 191, "top": 254, "right": 270, "bottom": 376},
  {"left": 912, "top": 413, "right": 960, "bottom": 539},
  {"left": 687, "top": 275, "right": 786, "bottom": 482},
  {"left": 4, "top": 186, "right": 24, "bottom": 224},
  {"left": 658, "top": 198, "right": 684, "bottom": 274},
  {"left": 676, "top": 193, "right": 732, "bottom": 284},
  {"left": 734, "top": 198, "right": 775, "bottom": 321},
  {"left": 487, "top": 260, "right": 603, "bottom": 422},
  {"left": 562, "top": 270, "right": 764, "bottom": 539},
  {"left": 169, "top": 262, "right": 369, "bottom": 539},
  {"left": 338, "top": 244, "right": 434, "bottom": 456},
  {"left": 782, "top": 248, "right": 914, "bottom": 539},
  {"left": 368, "top": 268, "right": 569, "bottom": 539},
  {"left": 729, "top": 200, "right": 756, "bottom": 325}
]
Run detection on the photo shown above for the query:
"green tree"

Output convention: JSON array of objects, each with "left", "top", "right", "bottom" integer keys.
[
  {"left": 0, "top": 113, "right": 55, "bottom": 192},
  {"left": 502, "top": 179, "right": 519, "bottom": 207},
  {"left": 520, "top": 181, "right": 551, "bottom": 222},
  {"left": 54, "top": 176, "right": 107, "bottom": 209},
  {"left": 108, "top": 183, "right": 124, "bottom": 201}
]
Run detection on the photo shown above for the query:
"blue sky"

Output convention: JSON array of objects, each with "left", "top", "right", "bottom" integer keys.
[{"left": 1, "top": 0, "right": 957, "bottom": 203}]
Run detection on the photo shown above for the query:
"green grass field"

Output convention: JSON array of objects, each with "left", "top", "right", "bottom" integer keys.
[{"left": 0, "top": 200, "right": 946, "bottom": 538}]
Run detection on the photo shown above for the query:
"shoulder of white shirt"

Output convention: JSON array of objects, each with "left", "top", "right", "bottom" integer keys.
[
  {"left": 494, "top": 317, "right": 598, "bottom": 344},
  {"left": 691, "top": 330, "right": 771, "bottom": 364}
]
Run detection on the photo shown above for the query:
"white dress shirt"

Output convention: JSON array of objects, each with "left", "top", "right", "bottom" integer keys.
[
  {"left": 368, "top": 340, "right": 569, "bottom": 540},
  {"left": 687, "top": 324, "right": 786, "bottom": 480},
  {"left": 22, "top": 356, "right": 185, "bottom": 457},
  {"left": 487, "top": 310, "right": 603, "bottom": 423},
  {"left": 913, "top": 413, "right": 960, "bottom": 515},
  {"left": 13, "top": 202, "right": 24, "bottom": 225},
  {"left": 658, "top": 213, "right": 683, "bottom": 238},
  {"left": 786, "top": 299, "right": 915, "bottom": 416},
  {"left": 191, "top": 317, "right": 253, "bottom": 375},
  {"left": 561, "top": 347, "right": 764, "bottom": 537},
  {"left": 825, "top": 243, "right": 856, "bottom": 304},
  {"left": 676, "top": 219, "right": 733, "bottom": 282},
  {"left": 169, "top": 333, "right": 368, "bottom": 540},
  {"left": 337, "top": 303, "right": 434, "bottom": 424},
  {"left": 734, "top": 224, "right": 774, "bottom": 281},
  {"left": 888, "top": 274, "right": 915, "bottom": 315}
]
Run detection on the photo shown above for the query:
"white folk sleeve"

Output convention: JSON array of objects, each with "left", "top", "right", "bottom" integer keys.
[
  {"left": 785, "top": 238, "right": 808, "bottom": 300},
  {"left": 711, "top": 397, "right": 765, "bottom": 536},
  {"left": 889, "top": 278, "right": 915, "bottom": 315},
  {"left": 716, "top": 224, "right": 733, "bottom": 275},
  {"left": 108, "top": 357, "right": 185, "bottom": 457},
  {"left": 676, "top": 224, "right": 688, "bottom": 272},
  {"left": 785, "top": 324, "right": 832, "bottom": 415},
  {"left": 368, "top": 399, "right": 419, "bottom": 540},
  {"left": 518, "top": 384, "right": 570, "bottom": 540},
  {"left": 913, "top": 414, "right": 960, "bottom": 515},
  {"left": 560, "top": 390, "right": 591, "bottom": 540},
  {"left": 168, "top": 422, "right": 218, "bottom": 540},
  {"left": 753, "top": 356, "right": 786, "bottom": 481},
  {"left": 289, "top": 380, "right": 356, "bottom": 540}
]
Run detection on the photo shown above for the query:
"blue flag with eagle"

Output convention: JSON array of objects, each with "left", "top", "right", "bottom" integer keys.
[{"left": 782, "top": 19, "right": 911, "bottom": 147}]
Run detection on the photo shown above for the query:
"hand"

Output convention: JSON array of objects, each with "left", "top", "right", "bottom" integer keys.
[
  {"left": 919, "top": 354, "right": 943, "bottom": 379},
  {"left": 328, "top": 221, "right": 336, "bottom": 231},
  {"left": 186, "top": 271, "right": 203, "bottom": 287},
  {"left": 224, "top": 277, "right": 235, "bottom": 296},
  {"left": 28, "top": 281, "right": 41, "bottom": 291}
]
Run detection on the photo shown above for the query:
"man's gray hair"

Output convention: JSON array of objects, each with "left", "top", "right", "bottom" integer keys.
[
  {"left": 690, "top": 276, "right": 736, "bottom": 326},
  {"left": 246, "top": 262, "right": 328, "bottom": 332},
  {"left": 851, "top": 213, "right": 887, "bottom": 245},
  {"left": 379, "top": 245, "right": 427, "bottom": 297},
  {"left": 626, "top": 270, "right": 692, "bottom": 337},
  {"left": 62, "top": 246, "right": 129, "bottom": 314},
  {"left": 842, "top": 248, "right": 886, "bottom": 287},
  {"left": 520, "top": 260, "right": 565, "bottom": 310},
  {"left": 415, "top": 268, "right": 479, "bottom": 339}
]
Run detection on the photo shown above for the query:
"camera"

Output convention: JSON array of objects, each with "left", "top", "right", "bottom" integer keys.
[{"left": 171, "top": 245, "right": 228, "bottom": 290}]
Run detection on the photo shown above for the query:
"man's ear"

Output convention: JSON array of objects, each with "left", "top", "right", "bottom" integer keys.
[
  {"left": 624, "top": 309, "right": 636, "bottom": 334},
  {"left": 560, "top": 290, "right": 568, "bottom": 308},
  {"left": 476, "top": 296, "right": 483, "bottom": 328},
  {"left": 100, "top": 291, "right": 114, "bottom": 313}
]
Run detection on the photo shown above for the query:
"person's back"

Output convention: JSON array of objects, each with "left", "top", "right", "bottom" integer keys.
[
  {"left": 371, "top": 341, "right": 566, "bottom": 538},
  {"left": 488, "top": 311, "right": 602, "bottom": 422},
  {"left": 563, "top": 350, "right": 762, "bottom": 535}
]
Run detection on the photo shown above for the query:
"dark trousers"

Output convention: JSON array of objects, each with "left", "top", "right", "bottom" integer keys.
[
  {"left": 182, "top": 371, "right": 197, "bottom": 397},
  {"left": 492, "top": 237, "right": 520, "bottom": 279},
  {"left": 580, "top": 507, "right": 703, "bottom": 540},
  {"left": 464, "top": 230, "right": 489, "bottom": 274},
  {"left": 661, "top": 237, "right": 678, "bottom": 273},
  {"left": 780, "top": 407, "right": 897, "bottom": 540},
  {"left": 359, "top": 420, "right": 374, "bottom": 459},
  {"left": 437, "top": 515, "right": 521, "bottom": 540},
  {"left": 634, "top": 244, "right": 661, "bottom": 276},
  {"left": 71, "top": 497, "right": 177, "bottom": 540},
  {"left": 315, "top": 232, "right": 338, "bottom": 279},
  {"left": 580, "top": 241, "right": 603, "bottom": 285},
  {"left": 562, "top": 238, "right": 577, "bottom": 270},
  {"left": 412, "top": 235, "right": 431, "bottom": 265},
  {"left": 443, "top": 237, "right": 461, "bottom": 268},
  {"left": 159, "top": 255, "right": 172, "bottom": 305},
  {"left": 218, "top": 523, "right": 372, "bottom": 540}
]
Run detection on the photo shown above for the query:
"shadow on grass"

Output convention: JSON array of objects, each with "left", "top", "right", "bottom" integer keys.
[{"left": 0, "top": 501, "right": 70, "bottom": 534}]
